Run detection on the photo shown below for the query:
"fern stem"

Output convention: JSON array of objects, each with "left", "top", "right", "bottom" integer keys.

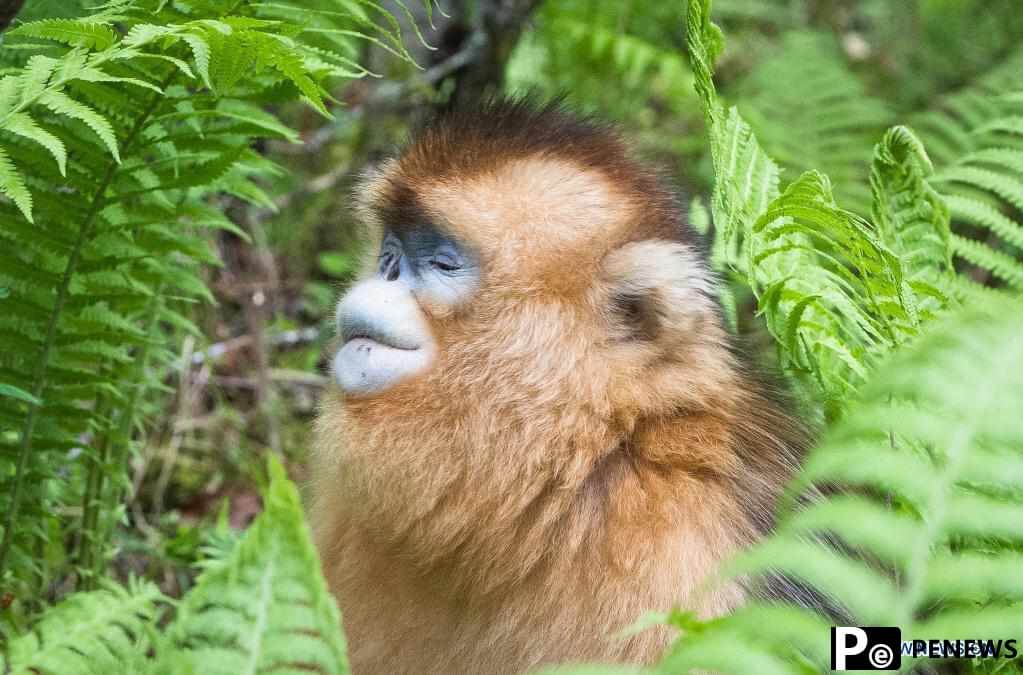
[
  {"left": 90, "top": 284, "right": 166, "bottom": 585},
  {"left": 0, "top": 72, "right": 177, "bottom": 580},
  {"left": 78, "top": 409, "right": 112, "bottom": 591}
]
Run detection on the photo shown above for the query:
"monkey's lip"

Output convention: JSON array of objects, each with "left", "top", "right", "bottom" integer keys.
[{"left": 342, "top": 331, "right": 420, "bottom": 351}]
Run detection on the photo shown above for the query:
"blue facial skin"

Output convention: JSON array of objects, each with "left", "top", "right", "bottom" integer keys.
[{"left": 377, "top": 226, "right": 479, "bottom": 307}]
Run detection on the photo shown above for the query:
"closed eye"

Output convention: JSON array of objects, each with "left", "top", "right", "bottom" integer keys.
[{"left": 429, "top": 254, "right": 462, "bottom": 272}]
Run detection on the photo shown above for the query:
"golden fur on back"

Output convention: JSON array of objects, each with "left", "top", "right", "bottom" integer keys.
[{"left": 311, "top": 99, "right": 809, "bottom": 674}]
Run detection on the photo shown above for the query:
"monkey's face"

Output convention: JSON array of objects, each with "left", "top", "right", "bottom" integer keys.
[
  {"left": 333, "top": 223, "right": 480, "bottom": 396},
  {"left": 332, "top": 154, "right": 625, "bottom": 403},
  {"left": 330, "top": 101, "right": 732, "bottom": 424}
]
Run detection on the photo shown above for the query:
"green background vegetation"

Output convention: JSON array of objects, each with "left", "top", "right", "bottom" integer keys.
[{"left": 0, "top": 0, "right": 1021, "bottom": 672}]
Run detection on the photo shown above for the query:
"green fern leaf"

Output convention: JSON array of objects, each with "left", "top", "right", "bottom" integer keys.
[
  {"left": 180, "top": 32, "right": 213, "bottom": 89},
  {"left": 16, "top": 55, "right": 60, "bottom": 108},
  {"left": 923, "top": 104, "right": 1023, "bottom": 291},
  {"left": 0, "top": 77, "right": 19, "bottom": 118},
  {"left": 943, "top": 193, "right": 1023, "bottom": 249},
  {"left": 4, "top": 111, "right": 68, "bottom": 175},
  {"left": 37, "top": 89, "right": 120, "bottom": 162},
  {"left": 73, "top": 66, "right": 164, "bottom": 94},
  {"left": 870, "top": 125, "right": 954, "bottom": 315},
  {"left": 122, "top": 23, "right": 179, "bottom": 47},
  {"left": 134, "top": 52, "right": 196, "bottom": 80},
  {"left": 70, "top": 302, "right": 147, "bottom": 340},
  {"left": 204, "top": 26, "right": 259, "bottom": 92},
  {"left": 685, "top": 0, "right": 920, "bottom": 409},
  {"left": 0, "top": 143, "right": 34, "bottom": 221},
  {"left": 936, "top": 165, "right": 1023, "bottom": 211},
  {"left": 660, "top": 293, "right": 1023, "bottom": 672},
  {"left": 0, "top": 580, "right": 164, "bottom": 674},
  {"left": 154, "top": 99, "right": 299, "bottom": 142},
  {"left": 0, "top": 382, "right": 41, "bottom": 405},
  {"left": 261, "top": 35, "right": 330, "bottom": 116},
  {"left": 951, "top": 233, "right": 1023, "bottom": 289},
  {"left": 737, "top": 32, "right": 892, "bottom": 214},
  {"left": 154, "top": 455, "right": 349, "bottom": 675},
  {"left": 8, "top": 19, "right": 118, "bottom": 51},
  {"left": 0, "top": 0, "right": 436, "bottom": 616},
  {"left": 911, "top": 53, "right": 1023, "bottom": 166}
]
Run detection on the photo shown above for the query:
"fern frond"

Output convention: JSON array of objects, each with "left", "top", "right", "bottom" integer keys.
[
  {"left": 911, "top": 50, "right": 1023, "bottom": 166},
  {"left": 869, "top": 125, "right": 954, "bottom": 315},
  {"left": 660, "top": 293, "right": 1023, "bottom": 672},
  {"left": 0, "top": 0, "right": 417, "bottom": 598},
  {"left": 73, "top": 66, "right": 165, "bottom": 94},
  {"left": 0, "top": 579, "right": 165, "bottom": 674},
  {"left": 943, "top": 194, "right": 1023, "bottom": 250},
  {"left": 15, "top": 54, "right": 60, "bottom": 105},
  {"left": 152, "top": 456, "right": 349, "bottom": 675},
  {"left": 258, "top": 34, "right": 331, "bottom": 116},
  {"left": 252, "top": 0, "right": 424, "bottom": 69},
  {"left": 553, "top": 17, "right": 690, "bottom": 91},
  {"left": 685, "top": 0, "right": 922, "bottom": 411},
  {"left": 0, "top": 382, "right": 41, "bottom": 406},
  {"left": 175, "top": 32, "right": 212, "bottom": 87},
  {"left": 925, "top": 97, "right": 1023, "bottom": 292},
  {"left": 752, "top": 172, "right": 914, "bottom": 389},
  {"left": 950, "top": 233, "right": 1023, "bottom": 290},
  {"left": 505, "top": 2, "right": 698, "bottom": 136}
]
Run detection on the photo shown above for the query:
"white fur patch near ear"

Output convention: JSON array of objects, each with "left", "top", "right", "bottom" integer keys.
[
  {"left": 600, "top": 239, "right": 719, "bottom": 341},
  {"left": 598, "top": 239, "right": 739, "bottom": 419}
]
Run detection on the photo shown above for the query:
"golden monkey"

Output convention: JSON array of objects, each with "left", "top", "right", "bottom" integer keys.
[{"left": 310, "top": 97, "right": 810, "bottom": 674}]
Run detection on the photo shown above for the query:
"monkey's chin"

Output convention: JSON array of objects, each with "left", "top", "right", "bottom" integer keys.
[{"left": 333, "top": 338, "right": 433, "bottom": 397}]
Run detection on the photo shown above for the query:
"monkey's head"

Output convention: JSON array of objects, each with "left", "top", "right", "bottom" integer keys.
[
  {"left": 333, "top": 98, "right": 732, "bottom": 414},
  {"left": 318, "top": 98, "right": 763, "bottom": 578}
]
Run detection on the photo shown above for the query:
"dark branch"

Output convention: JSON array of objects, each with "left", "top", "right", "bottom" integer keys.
[
  {"left": 439, "top": 0, "right": 543, "bottom": 105},
  {"left": 0, "top": 0, "right": 26, "bottom": 32}
]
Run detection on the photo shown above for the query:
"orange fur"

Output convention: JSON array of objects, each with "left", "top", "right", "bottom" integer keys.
[{"left": 311, "top": 99, "right": 808, "bottom": 674}]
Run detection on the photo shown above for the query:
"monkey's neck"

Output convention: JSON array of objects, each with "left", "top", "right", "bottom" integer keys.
[{"left": 329, "top": 398, "right": 755, "bottom": 602}]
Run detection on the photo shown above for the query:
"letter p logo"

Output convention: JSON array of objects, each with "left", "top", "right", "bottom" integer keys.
[
  {"left": 832, "top": 627, "right": 868, "bottom": 670},
  {"left": 831, "top": 626, "right": 901, "bottom": 670}
]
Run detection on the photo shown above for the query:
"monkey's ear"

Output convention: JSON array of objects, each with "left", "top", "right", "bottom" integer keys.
[{"left": 599, "top": 239, "right": 719, "bottom": 346}]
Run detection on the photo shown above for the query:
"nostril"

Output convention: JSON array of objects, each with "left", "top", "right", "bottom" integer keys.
[{"left": 380, "top": 254, "right": 401, "bottom": 281}]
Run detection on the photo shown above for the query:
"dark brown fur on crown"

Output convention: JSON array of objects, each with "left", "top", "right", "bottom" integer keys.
[{"left": 376, "top": 95, "right": 695, "bottom": 248}]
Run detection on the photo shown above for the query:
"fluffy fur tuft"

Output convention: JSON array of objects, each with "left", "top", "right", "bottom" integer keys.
[{"left": 311, "top": 96, "right": 811, "bottom": 674}]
